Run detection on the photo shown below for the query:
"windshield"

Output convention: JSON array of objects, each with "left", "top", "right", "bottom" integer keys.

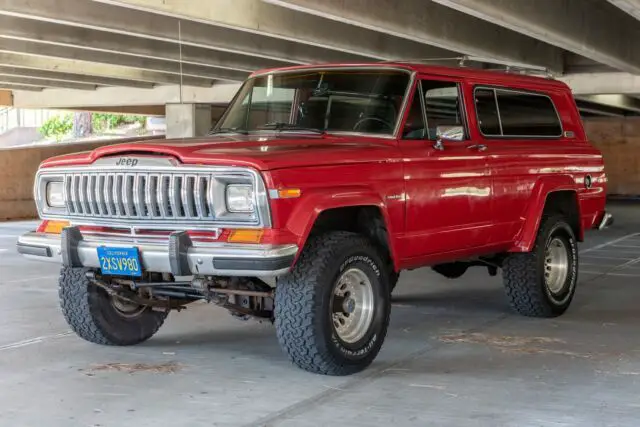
[{"left": 214, "top": 68, "right": 411, "bottom": 136}]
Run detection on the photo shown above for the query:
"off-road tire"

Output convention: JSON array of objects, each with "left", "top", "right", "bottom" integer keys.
[
  {"left": 389, "top": 270, "right": 400, "bottom": 293},
  {"left": 274, "top": 232, "right": 391, "bottom": 376},
  {"left": 58, "top": 267, "right": 168, "bottom": 345},
  {"left": 502, "top": 215, "right": 578, "bottom": 318}
]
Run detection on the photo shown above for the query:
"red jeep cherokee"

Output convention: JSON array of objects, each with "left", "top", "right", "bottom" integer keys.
[{"left": 17, "top": 62, "right": 611, "bottom": 375}]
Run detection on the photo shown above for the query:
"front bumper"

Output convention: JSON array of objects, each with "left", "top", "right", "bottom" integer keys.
[{"left": 17, "top": 227, "right": 298, "bottom": 277}]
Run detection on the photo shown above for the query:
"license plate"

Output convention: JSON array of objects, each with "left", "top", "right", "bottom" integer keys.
[{"left": 97, "top": 246, "right": 142, "bottom": 277}]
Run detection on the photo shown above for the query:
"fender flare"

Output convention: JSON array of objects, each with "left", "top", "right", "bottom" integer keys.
[
  {"left": 510, "top": 175, "right": 581, "bottom": 252},
  {"left": 285, "top": 187, "right": 397, "bottom": 265}
]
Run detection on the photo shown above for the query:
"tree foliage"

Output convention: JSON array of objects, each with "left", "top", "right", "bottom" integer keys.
[
  {"left": 39, "top": 112, "right": 147, "bottom": 142},
  {"left": 92, "top": 113, "right": 146, "bottom": 131},
  {"left": 39, "top": 114, "right": 73, "bottom": 141}
]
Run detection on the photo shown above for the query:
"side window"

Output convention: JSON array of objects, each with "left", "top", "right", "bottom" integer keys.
[
  {"left": 474, "top": 87, "right": 562, "bottom": 138},
  {"left": 475, "top": 89, "right": 501, "bottom": 136},
  {"left": 496, "top": 91, "right": 562, "bottom": 137},
  {"left": 423, "top": 81, "right": 464, "bottom": 140},
  {"left": 402, "top": 80, "right": 466, "bottom": 140}
]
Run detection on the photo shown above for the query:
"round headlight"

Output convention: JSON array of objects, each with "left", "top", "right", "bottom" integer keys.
[
  {"left": 46, "top": 181, "right": 65, "bottom": 208},
  {"left": 226, "top": 184, "right": 255, "bottom": 213}
]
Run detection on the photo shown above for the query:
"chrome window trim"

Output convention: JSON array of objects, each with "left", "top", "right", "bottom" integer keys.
[
  {"left": 493, "top": 89, "right": 504, "bottom": 136},
  {"left": 418, "top": 80, "right": 428, "bottom": 139},
  {"left": 393, "top": 71, "right": 418, "bottom": 139},
  {"left": 473, "top": 85, "right": 564, "bottom": 139},
  {"left": 249, "top": 65, "right": 415, "bottom": 78},
  {"left": 34, "top": 164, "right": 272, "bottom": 229}
]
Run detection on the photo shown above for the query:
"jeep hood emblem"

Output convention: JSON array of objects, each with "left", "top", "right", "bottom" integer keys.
[
  {"left": 92, "top": 156, "right": 180, "bottom": 168},
  {"left": 115, "top": 157, "right": 139, "bottom": 167}
]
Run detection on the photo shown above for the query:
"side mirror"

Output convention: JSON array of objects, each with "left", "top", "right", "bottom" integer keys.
[{"left": 434, "top": 125, "right": 464, "bottom": 150}]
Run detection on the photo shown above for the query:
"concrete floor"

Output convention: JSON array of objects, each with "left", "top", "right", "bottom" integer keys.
[{"left": 1, "top": 203, "right": 640, "bottom": 426}]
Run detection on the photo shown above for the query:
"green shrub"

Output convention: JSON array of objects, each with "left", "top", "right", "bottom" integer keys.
[
  {"left": 39, "top": 114, "right": 73, "bottom": 141},
  {"left": 39, "top": 113, "right": 148, "bottom": 141},
  {"left": 92, "top": 113, "right": 147, "bottom": 132}
]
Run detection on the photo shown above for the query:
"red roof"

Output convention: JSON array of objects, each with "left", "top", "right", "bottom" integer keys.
[{"left": 249, "top": 61, "right": 568, "bottom": 90}]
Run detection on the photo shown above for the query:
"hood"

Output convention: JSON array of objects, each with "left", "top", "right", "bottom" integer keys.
[{"left": 40, "top": 134, "right": 399, "bottom": 171}]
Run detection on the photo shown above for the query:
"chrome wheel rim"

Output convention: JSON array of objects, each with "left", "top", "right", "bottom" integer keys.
[
  {"left": 331, "top": 268, "right": 375, "bottom": 344},
  {"left": 545, "top": 237, "right": 569, "bottom": 295}
]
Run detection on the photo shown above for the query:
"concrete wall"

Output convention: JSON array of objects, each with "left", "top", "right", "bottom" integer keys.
[
  {"left": 0, "top": 102, "right": 230, "bottom": 221},
  {"left": 0, "top": 127, "right": 41, "bottom": 148},
  {"left": 0, "top": 136, "right": 159, "bottom": 220},
  {"left": 583, "top": 117, "right": 640, "bottom": 197}
]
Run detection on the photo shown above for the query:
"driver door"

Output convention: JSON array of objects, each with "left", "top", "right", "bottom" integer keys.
[{"left": 398, "top": 77, "right": 493, "bottom": 264}]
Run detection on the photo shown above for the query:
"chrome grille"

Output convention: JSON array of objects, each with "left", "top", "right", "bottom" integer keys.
[
  {"left": 64, "top": 172, "right": 217, "bottom": 220},
  {"left": 35, "top": 162, "right": 269, "bottom": 228}
]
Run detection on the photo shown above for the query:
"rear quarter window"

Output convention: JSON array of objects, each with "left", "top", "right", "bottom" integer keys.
[{"left": 474, "top": 87, "right": 563, "bottom": 138}]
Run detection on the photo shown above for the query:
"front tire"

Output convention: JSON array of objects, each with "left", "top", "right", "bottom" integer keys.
[
  {"left": 502, "top": 215, "right": 578, "bottom": 317},
  {"left": 389, "top": 270, "right": 400, "bottom": 293},
  {"left": 274, "top": 232, "right": 391, "bottom": 376},
  {"left": 58, "top": 267, "right": 168, "bottom": 346}
]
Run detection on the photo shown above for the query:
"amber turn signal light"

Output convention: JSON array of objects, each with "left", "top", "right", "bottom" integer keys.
[
  {"left": 227, "top": 229, "right": 264, "bottom": 243},
  {"left": 278, "top": 188, "right": 301, "bottom": 199},
  {"left": 37, "top": 220, "right": 70, "bottom": 234}
]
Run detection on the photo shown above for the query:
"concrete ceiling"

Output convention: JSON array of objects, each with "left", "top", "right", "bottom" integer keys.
[
  {"left": 0, "top": 0, "right": 638, "bottom": 117},
  {"left": 608, "top": 0, "right": 640, "bottom": 19}
]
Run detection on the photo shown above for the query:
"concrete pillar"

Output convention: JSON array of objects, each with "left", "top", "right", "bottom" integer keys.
[{"left": 165, "top": 103, "right": 212, "bottom": 138}]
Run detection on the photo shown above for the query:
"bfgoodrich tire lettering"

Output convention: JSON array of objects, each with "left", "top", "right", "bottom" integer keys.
[
  {"left": 503, "top": 215, "right": 578, "bottom": 318},
  {"left": 274, "top": 232, "right": 391, "bottom": 376},
  {"left": 58, "top": 267, "right": 168, "bottom": 346}
]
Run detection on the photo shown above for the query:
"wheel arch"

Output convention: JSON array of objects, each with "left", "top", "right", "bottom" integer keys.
[
  {"left": 285, "top": 189, "right": 398, "bottom": 270},
  {"left": 510, "top": 177, "right": 582, "bottom": 253}
]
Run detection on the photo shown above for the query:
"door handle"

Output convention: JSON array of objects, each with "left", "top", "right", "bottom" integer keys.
[{"left": 467, "top": 144, "right": 487, "bottom": 151}]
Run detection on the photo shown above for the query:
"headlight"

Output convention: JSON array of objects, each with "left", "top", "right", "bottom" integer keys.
[
  {"left": 46, "top": 181, "right": 65, "bottom": 208},
  {"left": 225, "top": 184, "right": 254, "bottom": 213}
]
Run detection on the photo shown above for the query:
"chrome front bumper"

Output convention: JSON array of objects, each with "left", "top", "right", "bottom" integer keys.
[{"left": 17, "top": 227, "right": 298, "bottom": 277}]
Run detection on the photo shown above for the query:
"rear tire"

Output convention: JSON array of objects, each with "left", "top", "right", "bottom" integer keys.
[
  {"left": 58, "top": 267, "right": 168, "bottom": 346},
  {"left": 274, "top": 232, "right": 391, "bottom": 376},
  {"left": 502, "top": 215, "right": 578, "bottom": 318}
]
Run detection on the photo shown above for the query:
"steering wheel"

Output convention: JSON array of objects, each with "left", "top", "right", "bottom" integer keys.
[{"left": 352, "top": 116, "right": 394, "bottom": 132}]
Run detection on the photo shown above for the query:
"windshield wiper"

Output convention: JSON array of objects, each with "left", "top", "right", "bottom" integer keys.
[
  {"left": 258, "top": 122, "right": 325, "bottom": 134},
  {"left": 209, "top": 127, "right": 249, "bottom": 135}
]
